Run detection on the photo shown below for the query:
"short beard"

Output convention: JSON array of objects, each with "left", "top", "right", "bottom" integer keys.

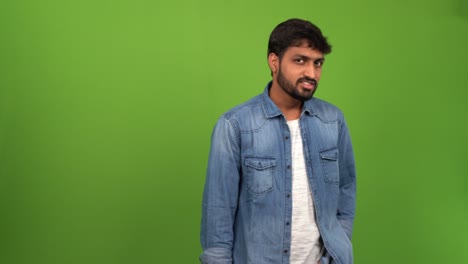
[{"left": 277, "top": 66, "right": 318, "bottom": 102}]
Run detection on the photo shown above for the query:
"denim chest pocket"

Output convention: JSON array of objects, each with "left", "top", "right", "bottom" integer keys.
[
  {"left": 244, "top": 157, "right": 276, "bottom": 195},
  {"left": 319, "top": 147, "right": 339, "bottom": 184}
]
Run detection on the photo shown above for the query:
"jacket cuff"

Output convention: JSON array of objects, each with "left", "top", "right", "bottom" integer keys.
[{"left": 199, "top": 247, "right": 232, "bottom": 264}]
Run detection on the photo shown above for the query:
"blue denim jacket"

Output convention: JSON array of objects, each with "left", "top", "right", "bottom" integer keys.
[{"left": 200, "top": 83, "right": 356, "bottom": 264}]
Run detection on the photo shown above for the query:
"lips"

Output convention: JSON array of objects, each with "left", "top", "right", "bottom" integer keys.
[{"left": 299, "top": 79, "right": 316, "bottom": 90}]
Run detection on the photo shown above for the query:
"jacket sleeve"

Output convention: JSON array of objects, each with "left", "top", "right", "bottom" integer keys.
[
  {"left": 200, "top": 117, "right": 241, "bottom": 264},
  {"left": 337, "top": 115, "right": 357, "bottom": 240}
]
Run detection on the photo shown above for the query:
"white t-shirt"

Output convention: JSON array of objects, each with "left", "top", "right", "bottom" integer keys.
[{"left": 287, "top": 119, "right": 323, "bottom": 263}]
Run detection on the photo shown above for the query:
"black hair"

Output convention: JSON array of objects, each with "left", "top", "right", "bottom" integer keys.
[{"left": 267, "top": 18, "right": 332, "bottom": 59}]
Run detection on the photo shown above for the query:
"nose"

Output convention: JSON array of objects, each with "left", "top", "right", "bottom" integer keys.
[{"left": 303, "top": 64, "right": 317, "bottom": 79}]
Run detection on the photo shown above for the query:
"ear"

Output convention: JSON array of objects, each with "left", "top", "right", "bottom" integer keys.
[{"left": 268, "top": 53, "right": 279, "bottom": 74}]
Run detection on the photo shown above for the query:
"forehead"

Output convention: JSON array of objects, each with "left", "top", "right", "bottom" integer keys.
[{"left": 283, "top": 42, "right": 324, "bottom": 59}]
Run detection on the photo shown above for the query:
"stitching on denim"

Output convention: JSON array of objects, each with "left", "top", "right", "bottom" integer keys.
[
  {"left": 222, "top": 116, "right": 241, "bottom": 146},
  {"left": 244, "top": 157, "right": 275, "bottom": 195},
  {"left": 246, "top": 169, "right": 275, "bottom": 196},
  {"left": 319, "top": 147, "right": 339, "bottom": 184},
  {"left": 239, "top": 118, "right": 272, "bottom": 134}
]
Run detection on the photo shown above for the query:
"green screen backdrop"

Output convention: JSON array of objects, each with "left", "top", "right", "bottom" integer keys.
[{"left": 1, "top": 0, "right": 467, "bottom": 263}]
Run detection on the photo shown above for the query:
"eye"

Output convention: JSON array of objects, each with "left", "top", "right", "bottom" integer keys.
[
  {"left": 314, "top": 60, "right": 324, "bottom": 67},
  {"left": 294, "top": 58, "right": 305, "bottom": 64}
]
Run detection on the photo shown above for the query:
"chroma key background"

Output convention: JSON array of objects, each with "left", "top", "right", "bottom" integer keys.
[{"left": 0, "top": 0, "right": 467, "bottom": 263}]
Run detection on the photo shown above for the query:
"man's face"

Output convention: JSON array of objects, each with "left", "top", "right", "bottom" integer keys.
[{"left": 274, "top": 42, "right": 325, "bottom": 102}]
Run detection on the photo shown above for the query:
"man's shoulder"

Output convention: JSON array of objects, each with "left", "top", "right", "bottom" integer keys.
[
  {"left": 221, "top": 93, "right": 264, "bottom": 120},
  {"left": 310, "top": 97, "right": 341, "bottom": 112},
  {"left": 308, "top": 97, "right": 344, "bottom": 122}
]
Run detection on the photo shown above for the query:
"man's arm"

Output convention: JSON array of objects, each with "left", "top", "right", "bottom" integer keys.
[
  {"left": 200, "top": 117, "right": 241, "bottom": 264},
  {"left": 337, "top": 116, "right": 356, "bottom": 240}
]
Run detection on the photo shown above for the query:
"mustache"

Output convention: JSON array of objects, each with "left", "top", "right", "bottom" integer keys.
[{"left": 297, "top": 77, "right": 317, "bottom": 86}]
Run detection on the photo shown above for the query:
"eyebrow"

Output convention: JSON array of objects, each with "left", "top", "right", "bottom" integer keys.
[{"left": 294, "top": 55, "right": 325, "bottom": 62}]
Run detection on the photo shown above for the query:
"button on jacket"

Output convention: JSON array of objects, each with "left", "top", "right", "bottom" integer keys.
[{"left": 200, "top": 83, "right": 356, "bottom": 264}]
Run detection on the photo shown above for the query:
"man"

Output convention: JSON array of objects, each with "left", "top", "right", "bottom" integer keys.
[{"left": 200, "top": 18, "right": 356, "bottom": 264}]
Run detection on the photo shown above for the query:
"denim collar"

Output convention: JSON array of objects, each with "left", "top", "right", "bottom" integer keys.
[{"left": 261, "top": 81, "right": 318, "bottom": 119}]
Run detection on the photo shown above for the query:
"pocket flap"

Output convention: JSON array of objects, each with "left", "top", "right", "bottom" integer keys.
[
  {"left": 245, "top": 158, "right": 276, "bottom": 170},
  {"left": 320, "top": 147, "right": 338, "bottom": 161}
]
